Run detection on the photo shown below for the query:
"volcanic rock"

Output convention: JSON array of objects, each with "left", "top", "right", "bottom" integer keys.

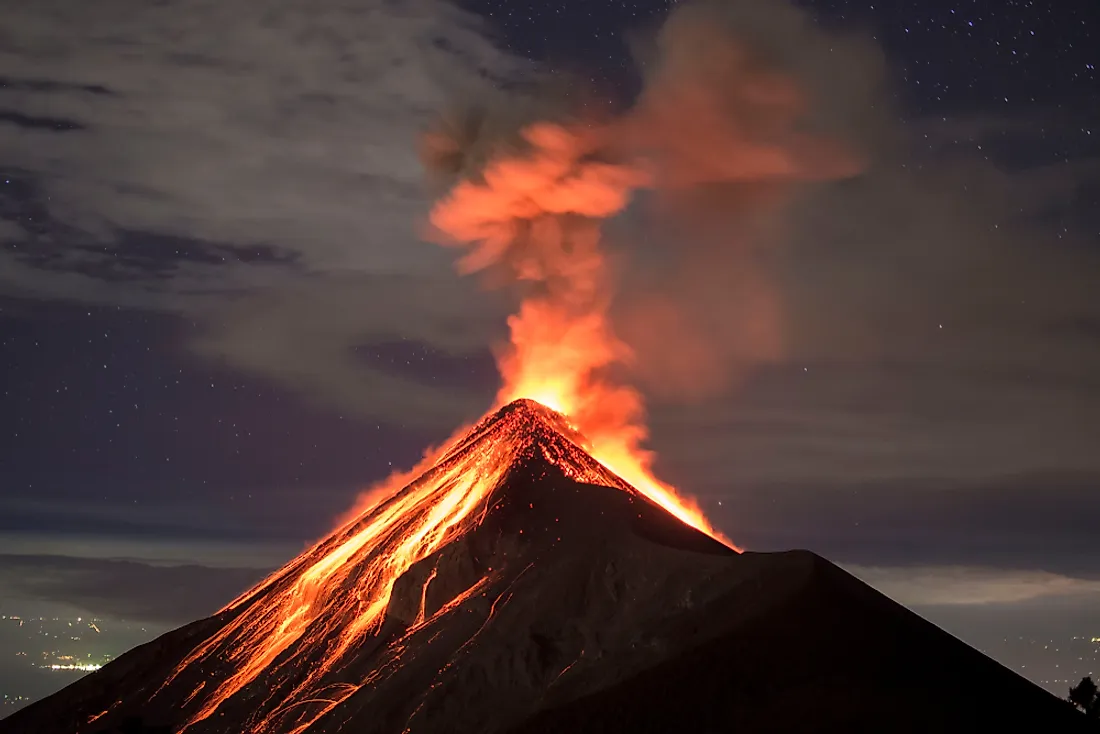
[{"left": 0, "top": 399, "right": 1088, "bottom": 733}]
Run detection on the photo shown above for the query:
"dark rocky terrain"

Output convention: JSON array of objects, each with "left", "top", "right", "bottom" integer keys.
[{"left": 0, "top": 400, "right": 1088, "bottom": 733}]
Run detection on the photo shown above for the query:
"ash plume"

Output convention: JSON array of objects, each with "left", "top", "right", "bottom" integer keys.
[{"left": 423, "top": 0, "right": 869, "bottom": 448}]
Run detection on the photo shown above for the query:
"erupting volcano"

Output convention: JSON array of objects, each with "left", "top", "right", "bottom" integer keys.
[
  {"left": 3, "top": 399, "right": 730, "bottom": 734},
  {"left": 160, "top": 398, "right": 725, "bottom": 734},
  {"left": 3, "top": 5, "right": 1090, "bottom": 730},
  {"left": 1, "top": 398, "right": 1089, "bottom": 734}
]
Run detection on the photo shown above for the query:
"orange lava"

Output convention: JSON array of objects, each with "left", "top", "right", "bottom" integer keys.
[
  {"left": 164, "top": 401, "right": 684, "bottom": 734},
  {"left": 160, "top": 123, "right": 732, "bottom": 734}
]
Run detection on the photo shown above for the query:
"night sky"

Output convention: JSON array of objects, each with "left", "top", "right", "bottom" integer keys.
[{"left": 1, "top": 0, "right": 1098, "bottom": 702}]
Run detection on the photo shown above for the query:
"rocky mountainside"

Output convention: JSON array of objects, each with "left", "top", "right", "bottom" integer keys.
[{"left": 0, "top": 400, "right": 1087, "bottom": 733}]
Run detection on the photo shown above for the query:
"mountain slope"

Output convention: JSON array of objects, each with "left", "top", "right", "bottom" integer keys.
[
  {"left": 508, "top": 553, "right": 1087, "bottom": 733},
  {"left": 0, "top": 399, "right": 1087, "bottom": 733}
]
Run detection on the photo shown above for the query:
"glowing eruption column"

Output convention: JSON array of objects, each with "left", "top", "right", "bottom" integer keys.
[
  {"left": 105, "top": 7, "right": 870, "bottom": 731},
  {"left": 430, "top": 123, "right": 723, "bottom": 542},
  {"left": 165, "top": 112, "right": 730, "bottom": 734}
]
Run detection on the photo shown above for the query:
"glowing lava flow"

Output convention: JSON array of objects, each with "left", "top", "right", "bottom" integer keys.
[
  {"left": 164, "top": 400, "right": 677, "bottom": 734},
  {"left": 165, "top": 122, "right": 736, "bottom": 734},
  {"left": 500, "top": 356, "right": 726, "bottom": 544}
]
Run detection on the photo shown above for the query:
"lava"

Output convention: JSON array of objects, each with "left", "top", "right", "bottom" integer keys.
[
  {"left": 163, "top": 400, "right": 702, "bottom": 734},
  {"left": 163, "top": 88, "right": 737, "bottom": 734}
]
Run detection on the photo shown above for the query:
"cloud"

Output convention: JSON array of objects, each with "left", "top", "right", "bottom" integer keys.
[
  {"left": 846, "top": 564, "right": 1100, "bottom": 607},
  {"left": 0, "top": 0, "right": 521, "bottom": 267},
  {"left": 190, "top": 272, "right": 505, "bottom": 426},
  {"left": 650, "top": 363, "right": 1100, "bottom": 490},
  {"left": 0, "top": 495, "right": 302, "bottom": 570},
  {"left": 0, "top": 0, "right": 527, "bottom": 425},
  {"left": 699, "top": 470, "right": 1100, "bottom": 579},
  {"left": 0, "top": 554, "right": 267, "bottom": 624}
]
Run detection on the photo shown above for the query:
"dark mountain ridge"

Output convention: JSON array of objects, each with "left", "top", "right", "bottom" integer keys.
[{"left": 1, "top": 399, "right": 1087, "bottom": 733}]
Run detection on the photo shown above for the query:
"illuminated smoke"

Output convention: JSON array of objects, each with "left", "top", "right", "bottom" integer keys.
[
  {"left": 426, "top": 0, "right": 861, "bottom": 540},
  {"left": 151, "top": 4, "right": 867, "bottom": 732}
]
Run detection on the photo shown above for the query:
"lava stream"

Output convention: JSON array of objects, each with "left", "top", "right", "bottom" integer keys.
[{"left": 169, "top": 401, "right": 713, "bottom": 734}]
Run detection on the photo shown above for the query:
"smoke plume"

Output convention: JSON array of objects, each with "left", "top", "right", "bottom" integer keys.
[{"left": 423, "top": 0, "right": 866, "bottom": 468}]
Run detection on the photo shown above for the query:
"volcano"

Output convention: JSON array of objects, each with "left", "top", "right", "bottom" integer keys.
[{"left": 0, "top": 399, "right": 1087, "bottom": 734}]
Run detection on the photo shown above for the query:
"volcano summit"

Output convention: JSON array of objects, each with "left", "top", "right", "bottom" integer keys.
[{"left": 0, "top": 400, "right": 1087, "bottom": 734}]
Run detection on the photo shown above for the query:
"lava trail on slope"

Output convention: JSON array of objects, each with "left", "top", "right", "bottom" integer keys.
[
  {"left": 2, "top": 399, "right": 733, "bottom": 734},
  {"left": 3, "top": 399, "right": 1087, "bottom": 734}
]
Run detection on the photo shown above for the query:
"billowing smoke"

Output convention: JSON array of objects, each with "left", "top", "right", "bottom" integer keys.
[{"left": 423, "top": 0, "right": 866, "bottom": 466}]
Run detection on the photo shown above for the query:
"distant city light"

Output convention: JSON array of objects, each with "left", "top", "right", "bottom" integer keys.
[{"left": 43, "top": 663, "right": 102, "bottom": 672}]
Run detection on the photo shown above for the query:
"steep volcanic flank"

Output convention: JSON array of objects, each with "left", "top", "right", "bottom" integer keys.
[{"left": 1, "top": 399, "right": 1088, "bottom": 734}]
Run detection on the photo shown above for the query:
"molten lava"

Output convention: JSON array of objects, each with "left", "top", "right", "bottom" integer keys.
[
  {"left": 160, "top": 399, "right": 724, "bottom": 734},
  {"left": 163, "top": 108, "right": 736, "bottom": 734}
]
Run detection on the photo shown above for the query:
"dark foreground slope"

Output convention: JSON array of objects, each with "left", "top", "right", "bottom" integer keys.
[
  {"left": 509, "top": 553, "right": 1086, "bottom": 734},
  {"left": 1, "top": 401, "right": 1088, "bottom": 734}
]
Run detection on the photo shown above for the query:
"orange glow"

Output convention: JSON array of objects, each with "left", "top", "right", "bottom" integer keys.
[
  {"left": 159, "top": 122, "right": 734, "bottom": 734},
  {"left": 163, "top": 400, "right": 679, "bottom": 734},
  {"left": 431, "top": 122, "right": 731, "bottom": 546},
  {"left": 130, "top": 12, "right": 880, "bottom": 729},
  {"left": 496, "top": 300, "right": 728, "bottom": 543}
]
